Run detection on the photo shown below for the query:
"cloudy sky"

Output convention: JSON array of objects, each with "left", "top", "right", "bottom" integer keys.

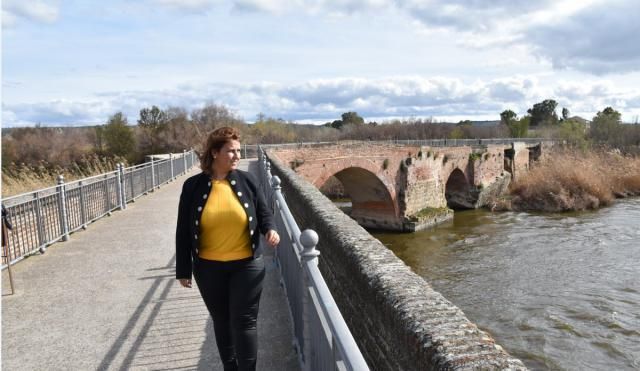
[{"left": 2, "top": 0, "right": 640, "bottom": 127}]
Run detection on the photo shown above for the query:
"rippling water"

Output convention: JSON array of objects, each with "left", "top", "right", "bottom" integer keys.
[{"left": 372, "top": 199, "right": 640, "bottom": 370}]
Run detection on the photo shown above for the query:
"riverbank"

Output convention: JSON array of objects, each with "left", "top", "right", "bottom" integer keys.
[{"left": 491, "top": 149, "right": 640, "bottom": 212}]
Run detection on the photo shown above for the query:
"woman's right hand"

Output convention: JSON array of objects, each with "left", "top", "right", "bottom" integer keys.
[{"left": 178, "top": 279, "right": 192, "bottom": 288}]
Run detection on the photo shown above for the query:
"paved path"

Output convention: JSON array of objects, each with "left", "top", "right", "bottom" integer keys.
[{"left": 2, "top": 159, "right": 300, "bottom": 371}]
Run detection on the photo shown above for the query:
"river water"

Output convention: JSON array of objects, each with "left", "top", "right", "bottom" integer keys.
[{"left": 371, "top": 199, "right": 640, "bottom": 370}]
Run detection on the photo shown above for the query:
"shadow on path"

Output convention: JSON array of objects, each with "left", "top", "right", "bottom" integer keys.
[{"left": 2, "top": 161, "right": 298, "bottom": 371}]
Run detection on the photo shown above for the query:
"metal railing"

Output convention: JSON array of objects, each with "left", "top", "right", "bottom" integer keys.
[
  {"left": 1, "top": 150, "right": 198, "bottom": 268},
  {"left": 258, "top": 149, "right": 369, "bottom": 371},
  {"left": 388, "top": 138, "right": 555, "bottom": 147},
  {"left": 255, "top": 138, "right": 554, "bottom": 150}
]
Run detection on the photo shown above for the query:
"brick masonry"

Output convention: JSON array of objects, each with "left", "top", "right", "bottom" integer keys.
[
  {"left": 273, "top": 143, "right": 525, "bottom": 231},
  {"left": 266, "top": 150, "right": 528, "bottom": 370}
]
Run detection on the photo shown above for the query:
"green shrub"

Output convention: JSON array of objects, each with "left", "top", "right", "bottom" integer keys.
[{"left": 469, "top": 153, "right": 482, "bottom": 162}]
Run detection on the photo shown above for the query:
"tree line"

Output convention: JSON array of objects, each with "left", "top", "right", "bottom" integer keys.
[
  {"left": 498, "top": 99, "right": 640, "bottom": 151},
  {"left": 3, "top": 100, "right": 640, "bottom": 173}
]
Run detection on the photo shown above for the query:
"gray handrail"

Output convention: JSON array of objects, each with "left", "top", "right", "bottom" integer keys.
[
  {"left": 1, "top": 150, "right": 198, "bottom": 268},
  {"left": 255, "top": 138, "right": 555, "bottom": 150},
  {"left": 240, "top": 138, "right": 553, "bottom": 157},
  {"left": 258, "top": 148, "right": 369, "bottom": 371}
]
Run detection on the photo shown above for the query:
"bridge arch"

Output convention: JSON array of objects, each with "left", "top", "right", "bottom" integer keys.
[
  {"left": 444, "top": 168, "right": 475, "bottom": 209},
  {"left": 332, "top": 166, "right": 396, "bottom": 211},
  {"left": 306, "top": 158, "right": 399, "bottom": 228}
]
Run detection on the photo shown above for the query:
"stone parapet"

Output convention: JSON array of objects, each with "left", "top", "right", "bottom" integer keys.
[{"left": 267, "top": 150, "right": 527, "bottom": 370}]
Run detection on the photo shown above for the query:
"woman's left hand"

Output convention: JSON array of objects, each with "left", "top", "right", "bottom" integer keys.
[{"left": 265, "top": 230, "right": 280, "bottom": 247}]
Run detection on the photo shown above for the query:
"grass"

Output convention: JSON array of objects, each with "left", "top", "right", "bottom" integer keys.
[
  {"left": 492, "top": 149, "right": 640, "bottom": 212},
  {"left": 408, "top": 207, "right": 452, "bottom": 221},
  {"left": 2, "top": 155, "right": 125, "bottom": 197},
  {"left": 469, "top": 152, "right": 482, "bottom": 162}
]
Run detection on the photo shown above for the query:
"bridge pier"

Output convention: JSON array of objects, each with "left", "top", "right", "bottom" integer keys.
[{"left": 349, "top": 207, "right": 404, "bottom": 231}]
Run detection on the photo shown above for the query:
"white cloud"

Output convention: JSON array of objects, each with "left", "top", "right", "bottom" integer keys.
[
  {"left": 6, "top": 75, "right": 640, "bottom": 127},
  {"left": 2, "top": 9, "right": 17, "bottom": 27},
  {"left": 232, "top": 0, "right": 287, "bottom": 13},
  {"left": 3, "top": 0, "right": 639, "bottom": 127},
  {"left": 395, "top": 0, "right": 553, "bottom": 33},
  {"left": 551, "top": 79, "right": 640, "bottom": 118},
  {"left": 397, "top": 0, "right": 640, "bottom": 76},
  {"left": 228, "top": 0, "right": 553, "bottom": 31},
  {"left": 2, "top": 0, "right": 59, "bottom": 27},
  {"left": 231, "top": 0, "right": 387, "bottom": 14},
  {"left": 152, "top": 0, "right": 216, "bottom": 13},
  {"left": 486, "top": 78, "right": 536, "bottom": 103},
  {"left": 525, "top": 1, "right": 640, "bottom": 75},
  {"left": 221, "top": 0, "right": 637, "bottom": 76}
]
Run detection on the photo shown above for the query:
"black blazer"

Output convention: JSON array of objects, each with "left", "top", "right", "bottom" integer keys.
[{"left": 175, "top": 170, "right": 275, "bottom": 279}]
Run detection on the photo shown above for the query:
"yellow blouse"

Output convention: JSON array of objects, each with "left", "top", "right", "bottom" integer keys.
[{"left": 198, "top": 179, "right": 252, "bottom": 261}]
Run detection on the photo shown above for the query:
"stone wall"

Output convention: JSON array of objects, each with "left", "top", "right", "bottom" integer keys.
[
  {"left": 267, "top": 150, "right": 527, "bottom": 371},
  {"left": 404, "top": 149, "right": 449, "bottom": 214},
  {"left": 472, "top": 146, "right": 507, "bottom": 186},
  {"left": 403, "top": 145, "right": 507, "bottom": 213},
  {"left": 511, "top": 142, "right": 530, "bottom": 182}
]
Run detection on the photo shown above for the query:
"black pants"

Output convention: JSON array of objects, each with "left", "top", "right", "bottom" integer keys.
[{"left": 193, "top": 256, "right": 265, "bottom": 371}]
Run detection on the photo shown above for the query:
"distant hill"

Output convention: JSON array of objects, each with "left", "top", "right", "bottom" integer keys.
[
  {"left": 568, "top": 116, "right": 590, "bottom": 125},
  {"left": 443, "top": 120, "right": 501, "bottom": 126},
  {"left": 470, "top": 120, "right": 501, "bottom": 126}
]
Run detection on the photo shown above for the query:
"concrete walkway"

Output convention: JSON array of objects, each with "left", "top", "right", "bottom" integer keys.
[{"left": 2, "top": 160, "right": 300, "bottom": 371}]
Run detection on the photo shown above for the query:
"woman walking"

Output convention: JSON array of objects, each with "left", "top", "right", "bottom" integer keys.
[{"left": 176, "top": 127, "right": 280, "bottom": 371}]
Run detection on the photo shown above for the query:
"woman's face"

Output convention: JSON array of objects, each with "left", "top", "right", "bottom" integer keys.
[{"left": 212, "top": 139, "right": 241, "bottom": 173}]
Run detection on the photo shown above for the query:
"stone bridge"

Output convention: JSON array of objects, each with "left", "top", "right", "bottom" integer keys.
[
  {"left": 265, "top": 151, "right": 528, "bottom": 370},
  {"left": 271, "top": 141, "right": 542, "bottom": 231}
]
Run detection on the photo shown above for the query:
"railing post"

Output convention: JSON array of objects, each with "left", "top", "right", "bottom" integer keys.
[
  {"left": 34, "top": 193, "right": 46, "bottom": 253},
  {"left": 183, "top": 150, "right": 188, "bottom": 174},
  {"left": 117, "top": 163, "right": 126, "bottom": 210},
  {"left": 57, "top": 175, "right": 69, "bottom": 242},
  {"left": 79, "top": 181, "right": 87, "bottom": 229},
  {"left": 143, "top": 161, "right": 148, "bottom": 194},
  {"left": 129, "top": 166, "right": 135, "bottom": 200},
  {"left": 104, "top": 173, "right": 112, "bottom": 215},
  {"left": 258, "top": 148, "right": 264, "bottom": 186},
  {"left": 258, "top": 152, "right": 263, "bottom": 187},
  {"left": 170, "top": 153, "right": 175, "bottom": 180},
  {"left": 150, "top": 157, "right": 156, "bottom": 191},
  {"left": 270, "top": 174, "right": 281, "bottom": 211},
  {"left": 300, "top": 229, "right": 320, "bottom": 371},
  {"left": 266, "top": 160, "right": 273, "bottom": 189}
]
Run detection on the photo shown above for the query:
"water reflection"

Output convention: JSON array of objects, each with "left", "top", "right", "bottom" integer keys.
[{"left": 372, "top": 199, "right": 640, "bottom": 371}]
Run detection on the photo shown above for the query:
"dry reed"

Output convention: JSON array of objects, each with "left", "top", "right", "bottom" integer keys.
[
  {"left": 2, "top": 155, "right": 125, "bottom": 197},
  {"left": 495, "top": 149, "right": 640, "bottom": 212}
]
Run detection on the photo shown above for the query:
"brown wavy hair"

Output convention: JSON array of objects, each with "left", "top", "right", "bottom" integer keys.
[{"left": 200, "top": 127, "right": 241, "bottom": 174}]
